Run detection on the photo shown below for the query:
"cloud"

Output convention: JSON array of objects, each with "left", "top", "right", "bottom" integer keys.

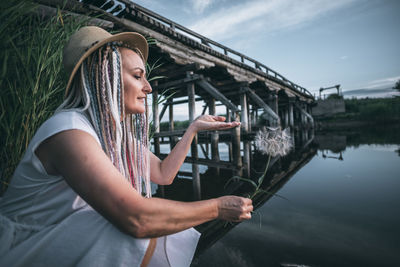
[
  {"left": 341, "top": 76, "right": 400, "bottom": 98},
  {"left": 363, "top": 75, "right": 400, "bottom": 89},
  {"left": 189, "top": 0, "right": 214, "bottom": 14},
  {"left": 340, "top": 55, "right": 348, "bottom": 60},
  {"left": 189, "top": 0, "right": 356, "bottom": 40},
  {"left": 342, "top": 88, "right": 400, "bottom": 99}
]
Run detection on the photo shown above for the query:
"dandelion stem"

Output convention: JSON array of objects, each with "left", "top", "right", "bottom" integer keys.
[
  {"left": 251, "top": 154, "right": 271, "bottom": 198},
  {"left": 260, "top": 155, "right": 271, "bottom": 184}
]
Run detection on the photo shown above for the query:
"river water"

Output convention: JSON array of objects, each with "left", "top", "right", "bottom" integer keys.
[{"left": 156, "top": 127, "right": 400, "bottom": 267}]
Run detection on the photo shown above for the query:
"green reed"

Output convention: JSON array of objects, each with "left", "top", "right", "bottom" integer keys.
[
  {"left": 0, "top": 1, "right": 168, "bottom": 194},
  {"left": 0, "top": 1, "right": 85, "bottom": 194}
]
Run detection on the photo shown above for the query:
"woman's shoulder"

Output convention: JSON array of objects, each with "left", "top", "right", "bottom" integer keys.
[
  {"left": 33, "top": 110, "right": 100, "bottom": 147},
  {"left": 50, "top": 109, "right": 91, "bottom": 126}
]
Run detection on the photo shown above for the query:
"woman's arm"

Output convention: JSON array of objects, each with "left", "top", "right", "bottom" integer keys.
[
  {"left": 150, "top": 115, "right": 240, "bottom": 185},
  {"left": 36, "top": 129, "right": 252, "bottom": 238}
]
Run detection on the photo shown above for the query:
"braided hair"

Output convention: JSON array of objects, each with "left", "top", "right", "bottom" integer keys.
[{"left": 57, "top": 43, "right": 152, "bottom": 197}]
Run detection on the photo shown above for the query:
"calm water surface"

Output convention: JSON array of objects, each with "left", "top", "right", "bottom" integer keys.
[{"left": 190, "top": 136, "right": 400, "bottom": 267}]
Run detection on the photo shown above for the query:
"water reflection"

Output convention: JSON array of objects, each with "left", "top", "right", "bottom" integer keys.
[
  {"left": 154, "top": 127, "right": 316, "bottom": 262},
  {"left": 153, "top": 125, "right": 400, "bottom": 266},
  {"left": 168, "top": 126, "right": 399, "bottom": 267}
]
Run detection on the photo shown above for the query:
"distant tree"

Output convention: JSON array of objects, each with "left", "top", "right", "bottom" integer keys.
[
  {"left": 327, "top": 93, "right": 343, "bottom": 100},
  {"left": 394, "top": 79, "right": 400, "bottom": 91}
]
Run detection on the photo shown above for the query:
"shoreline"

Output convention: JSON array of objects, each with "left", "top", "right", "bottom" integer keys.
[{"left": 315, "top": 118, "right": 400, "bottom": 131}]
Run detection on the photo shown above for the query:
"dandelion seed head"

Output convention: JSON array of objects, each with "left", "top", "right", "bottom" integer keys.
[{"left": 255, "top": 127, "right": 293, "bottom": 157}]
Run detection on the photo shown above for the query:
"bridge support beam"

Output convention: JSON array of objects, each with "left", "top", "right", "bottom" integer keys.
[
  {"left": 268, "top": 92, "right": 279, "bottom": 127},
  {"left": 240, "top": 92, "right": 250, "bottom": 177},
  {"left": 247, "top": 103, "right": 252, "bottom": 132},
  {"left": 242, "top": 87, "right": 280, "bottom": 126},
  {"left": 288, "top": 98, "right": 295, "bottom": 129},
  {"left": 195, "top": 78, "right": 239, "bottom": 113},
  {"left": 226, "top": 106, "right": 233, "bottom": 162},
  {"left": 250, "top": 107, "right": 256, "bottom": 129},
  {"left": 295, "top": 102, "right": 314, "bottom": 128},
  {"left": 152, "top": 82, "right": 160, "bottom": 156},
  {"left": 187, "top": 71, "right": 201, "bottom": 200},
  {"left": 284, "top": 108, "right": 289, "bottom": 128},
  {"left": 240, "top": 92, "right": 249, "bottom": 131},
  {"left": 231, "top": 112, "right": 242, "bottom": 176},
  {"left": 209, "top": 98, "right": 220, "bottom": 176},
  {"left": 152, "top": 82, "right": 164, "bottom": 197},
  {"left": 307, "top": 104, "right": 314, "bottom": 128},
  {"left": 168, "top": 97, "right": 177, "bottom": 150}
]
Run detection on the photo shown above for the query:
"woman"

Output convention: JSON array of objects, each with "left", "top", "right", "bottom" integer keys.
[{"left": 0, "top": 26, "right": 252, "bottom": 266}]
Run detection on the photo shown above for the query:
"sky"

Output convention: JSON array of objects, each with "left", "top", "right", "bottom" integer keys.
[{"left": 128, "top": 0, "right": 400, "bottom": 98}]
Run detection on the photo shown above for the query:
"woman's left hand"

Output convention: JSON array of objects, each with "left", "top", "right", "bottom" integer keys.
[{"left": 191, "top": 115, "right": 240, "bottom": 133}]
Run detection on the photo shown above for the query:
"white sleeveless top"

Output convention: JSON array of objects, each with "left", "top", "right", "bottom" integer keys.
[{"left": 0, "top": 110, "right": 200, "bottom": 267}]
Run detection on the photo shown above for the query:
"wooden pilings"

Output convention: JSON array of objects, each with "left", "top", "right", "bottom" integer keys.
[
  {"left": 284, "top": 108, "right": 289, "bottom": 128},
  {"left": 250, "top": 108, "right": 256, "bottom": 129},
  {"left": 226, "top": 106, "right": 233, "bottom": 162},
  {"left": 168, "top": 97, "right": 176, "bottom": 149},
  {"left": 289, "top": 98, "right": 295, "bottom": 129},
  {"left": 152, "top": 82, "right": 164, "bottom": 197},
  {"left": 244, "top": 87, "right": 280, "bottom": 126},
  {"left": 150, "top": 70, "right": 314, "bottom": 200},
  {"left": 152, "top": 81, "right": 160, "bottom": 155},
  {"left": 295, "top": 102, "right": 314, "bottom": 128},
  {"left": 268, "top": 92, "right": 279, "bottom": 127},
  {"left": 231, "top": 112, "right": 242, "bottom": 175},
  {"left": 240, "top": 93, "right": 249, "bottom": 130},
  {"left": 208, "top": 98, "right": 219, "bottom": 162},
  {"left": 240, "top": 92, "right": 250, "bottom": 177},
  {"left": 208, "top": 98, "right": 220, "bottom": 176},
  {"left": 187, "top": 71, "right": 201, "bottom": 200}
]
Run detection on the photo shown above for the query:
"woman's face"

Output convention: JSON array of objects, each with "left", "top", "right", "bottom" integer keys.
[{"left": 120, "top": 48, "right": 152, "bottom": 114}]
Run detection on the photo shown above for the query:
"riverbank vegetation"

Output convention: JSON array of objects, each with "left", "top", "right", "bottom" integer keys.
[{"left": 316, "top": 97, "right": 400, "bottom": 129}]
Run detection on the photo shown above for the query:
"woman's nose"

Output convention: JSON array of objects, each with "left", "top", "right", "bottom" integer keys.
[{"left": 143, "top": 80, "right": 152, "bottom": 93}]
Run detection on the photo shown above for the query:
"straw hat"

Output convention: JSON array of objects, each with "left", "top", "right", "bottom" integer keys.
[{"left": 63, "top": 26, "right": 148, "bottom": 96}]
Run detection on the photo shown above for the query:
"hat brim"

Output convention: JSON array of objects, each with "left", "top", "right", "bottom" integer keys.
[{"left": 65, "top": 32, "right": 148, "bottom": 97}]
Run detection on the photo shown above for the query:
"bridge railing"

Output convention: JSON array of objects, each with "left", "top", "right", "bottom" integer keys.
[{"left": 81, "top": 0, "right": 313, "bottom": 98}]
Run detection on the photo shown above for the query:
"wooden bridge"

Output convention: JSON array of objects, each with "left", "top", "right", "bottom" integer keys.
[{"left": 35, "top": 0, "right": 316, "bottom": 198}]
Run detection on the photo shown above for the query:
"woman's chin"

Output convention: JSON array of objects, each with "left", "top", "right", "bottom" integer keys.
[{"left": 125, "top": 108, "right": 146, "bottom": 115}]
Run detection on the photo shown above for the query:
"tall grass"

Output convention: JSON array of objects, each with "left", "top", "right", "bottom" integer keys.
[{"left": 0, "top": 1, "right": 85, "bottom": 194}]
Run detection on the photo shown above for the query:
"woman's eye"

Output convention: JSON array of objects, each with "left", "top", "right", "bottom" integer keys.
[{"left": 134, "top": 75, "right": 141, "bottom": 80}]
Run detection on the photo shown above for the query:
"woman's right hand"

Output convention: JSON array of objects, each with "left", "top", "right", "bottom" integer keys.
[{"left": 216, "top": 196, "right": 253, "bottom": 222}]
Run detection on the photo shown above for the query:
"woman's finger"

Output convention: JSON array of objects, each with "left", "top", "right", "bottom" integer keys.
[
  {"left": 243, "top": 198, "right": 252, "bottom": 205},
  {"left": 211, "top": 122, "right": 238, "bottom": 129},
  {"left": 224, "top": 122, "right": 240, "bottom": 128},
  {"left": 213, "top": 116, "right": 226, "bottom": 122}
]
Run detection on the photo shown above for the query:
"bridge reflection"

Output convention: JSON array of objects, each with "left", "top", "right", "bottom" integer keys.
[{"left": 153, "top": 127, "right": 317, "bottom": 256}]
